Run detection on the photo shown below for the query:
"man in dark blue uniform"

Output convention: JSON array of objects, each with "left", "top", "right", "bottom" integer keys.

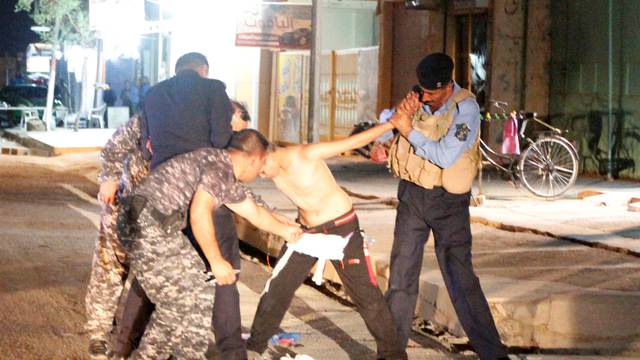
[
  {"left": 142, "top": 52, "right": 233, "bottom": 167},
  {"left": 384, "top": 53, "right": 509, "bottom": 360}
]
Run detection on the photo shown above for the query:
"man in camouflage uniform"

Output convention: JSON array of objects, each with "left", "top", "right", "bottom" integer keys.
[
  {"left": 124, "top": 129, "right": 300, "bottom": 360},
  {"left": 84, "top": 115, "right": 149, "bottom": 359}
]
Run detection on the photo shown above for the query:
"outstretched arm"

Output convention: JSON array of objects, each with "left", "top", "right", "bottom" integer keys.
[
  {"left": 300, "top": 122, "right": 395, "bottom": 161},
  {"left": 226, "top": 197, "right": 301, "bottom": 243}
]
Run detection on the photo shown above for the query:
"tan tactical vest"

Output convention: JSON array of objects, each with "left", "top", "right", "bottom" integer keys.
[{"left": 388, "top": 89, "right": 480, "bottom": 194}]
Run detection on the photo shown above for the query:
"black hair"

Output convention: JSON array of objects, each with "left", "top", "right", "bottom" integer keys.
[
  {"left": 227, "top": 129, "right": 271, "bottom": 156},
  {"left": 230, "top": 100, "right": 251, "bottom": 122},
  {"left": 175, "top": 52, "right": 209, "bottom": 74}
]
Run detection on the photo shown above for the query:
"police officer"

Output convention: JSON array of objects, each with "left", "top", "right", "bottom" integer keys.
[
  {"left": 384, "top": 53, "right": 509, "bottom": 360},
  {"left": 84, "top": 115, "right": 149, "bottom": 359}
]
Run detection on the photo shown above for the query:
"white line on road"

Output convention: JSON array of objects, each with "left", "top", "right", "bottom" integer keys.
[{"left": 59, "top": 183, "right": 98, "bottom": 205}]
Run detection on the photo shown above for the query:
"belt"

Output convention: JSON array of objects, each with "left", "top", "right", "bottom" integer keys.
[
  {"left": 299, "top": 209, "right": 357, "bottom": 234},
  {"left": 124, "top": 194, "right": 185, "bottom": 234}
]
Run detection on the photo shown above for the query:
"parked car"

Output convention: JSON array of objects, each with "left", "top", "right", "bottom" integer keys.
[{"left": 0, "top": 84, "right": 65, "bottom": 128}]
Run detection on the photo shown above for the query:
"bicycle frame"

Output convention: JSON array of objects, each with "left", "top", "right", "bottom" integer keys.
[{"left": 479, "top": 138, "right": 514, "bottom": 173}]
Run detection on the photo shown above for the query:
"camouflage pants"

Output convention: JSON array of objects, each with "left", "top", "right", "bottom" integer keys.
[
  {"left": 128, "top": 211, "right": 215, "bottom": 360},
  {"left": 85, "top": 203, "right": 129, "bottom": 340}
]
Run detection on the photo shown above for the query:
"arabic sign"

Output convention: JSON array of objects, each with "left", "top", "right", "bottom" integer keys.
[{"left": 236, "top": 3, "right": 312, "bottom": 50}]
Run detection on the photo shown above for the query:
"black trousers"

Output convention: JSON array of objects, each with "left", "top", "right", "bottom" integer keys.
[
  {"left": 112, "top": 206, "right": 246, "bottom": 360},
  {"left": 246, "top": 211, "right": 407, "bottom": 360},
  {"left": 385, "top": 180, "right": 508, "bottom": 360}
]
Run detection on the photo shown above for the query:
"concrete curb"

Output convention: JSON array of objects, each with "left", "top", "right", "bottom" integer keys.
[
  {"left": 2, "top": 129, "right": 52, "bottom": 156},
  {"left": 471, "top": 212, "right": 640, "bottom": 257}
]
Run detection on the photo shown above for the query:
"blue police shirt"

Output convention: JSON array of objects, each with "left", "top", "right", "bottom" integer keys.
[{"left": 406, "top": 83, "right": 480, "bottom": 169}]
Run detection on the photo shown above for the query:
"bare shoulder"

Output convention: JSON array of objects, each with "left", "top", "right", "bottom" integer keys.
[{"left": 277, "top": 145, "right": 304, "bottom": 170}]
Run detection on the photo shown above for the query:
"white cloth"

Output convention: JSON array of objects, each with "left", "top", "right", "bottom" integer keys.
[{"left": 263, "top": 232, "right": 352, "bottom": 293}]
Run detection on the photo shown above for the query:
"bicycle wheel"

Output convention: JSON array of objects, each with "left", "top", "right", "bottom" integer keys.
[{"left": 518, "top": 136, "right": 579, "bottom": 198}]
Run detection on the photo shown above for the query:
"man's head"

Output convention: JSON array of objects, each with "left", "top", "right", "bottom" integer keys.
[
  {"left": 415, "top": 52, "right": 455, "bottom": 111},
  {"left": 230, "top": 100, "right": 251, "bottom": 132},
  {"left": 227, "top": 129, "right": 272, "bottom": 183},
  {"left": 175, "top": 52, "right": 209, "bottom": 78}
]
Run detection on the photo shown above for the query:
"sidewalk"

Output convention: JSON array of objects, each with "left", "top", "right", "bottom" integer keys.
[
  {"left": 471, "top": 170, "right": 640, "bottom": 255},
  {"left": 246, "top": 157, "right": 640, "bottom": 354},
  {"left": 2, "top": 127, "right": 115, "bottom": 156}
]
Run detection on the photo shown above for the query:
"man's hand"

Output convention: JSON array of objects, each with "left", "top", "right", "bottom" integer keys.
[
  {"left": 98, "top": 180, "right": 119, "bottom": 205},
  {"left": 210, "top": 258, "right": 237, "bottom": 285},
  {"left": 279, "top": 224, "right": 303, "bottom": 244},
  {"left": 390, "top": 92, "right": 422, "bottom": 137}
]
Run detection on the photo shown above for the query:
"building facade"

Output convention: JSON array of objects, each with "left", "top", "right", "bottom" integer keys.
[{"left": 380, "top": 0, "right": 639, "bottom": 179}]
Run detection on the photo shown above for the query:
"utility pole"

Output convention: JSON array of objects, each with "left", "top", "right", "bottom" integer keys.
[
  {"left": 43, "top": 16, "right": 60, "bottom": 131},
  {"left": 306, "top": 0, "right": 321, "bottom": 144}
]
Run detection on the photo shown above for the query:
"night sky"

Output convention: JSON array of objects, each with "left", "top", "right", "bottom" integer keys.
[{"left": 0, "top": 0, "right": 39, "bottom": 56}]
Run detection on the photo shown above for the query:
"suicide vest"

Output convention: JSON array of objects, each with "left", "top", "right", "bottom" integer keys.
[{"left": 388, "top": 89, "right": 480, "bottom": 194}]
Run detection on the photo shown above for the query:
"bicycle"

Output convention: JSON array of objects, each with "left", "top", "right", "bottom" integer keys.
[{"left": 481, "top": 100, "right": 579, "bottom": 198}]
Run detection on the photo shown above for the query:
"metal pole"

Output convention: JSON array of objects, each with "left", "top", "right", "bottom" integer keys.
[
  {"left": 607, "top": 0, "right": 614, "bottom": 180},
  {"left": 93, "top": 38, "right": 103, "bottom": 109},
  {"left": 307, "top": 0, "right": 321, "bottom": 144}
]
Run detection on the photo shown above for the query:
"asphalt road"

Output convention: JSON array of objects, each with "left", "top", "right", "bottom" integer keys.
[
  {"left": 1, "top": 154, "right": 638, "bottom": 359},
  {"left": 0, "top": 156, "right": 458, "bottom": 359}
]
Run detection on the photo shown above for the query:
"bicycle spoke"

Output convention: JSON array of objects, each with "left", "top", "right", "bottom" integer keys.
[
  {"left": 526, "top": 146, "right": 547, "bottom": 168},
  {"left": 523, "top": 157, "right": 545, "bottom": 169},
  {"left": 555, "top": 165, "right": 574, "bottom": 174},
  {"left": 551, "top": 172, "right": 566, "bottom": 193},
  {"left": 555, "top": 172, "right": 570, "bottom": 187},
  {"left": 530, "top": 144, "right": 548, "bottom": 164},
  {"left": 548, "top": 172, "right": 555, "bottom": 195}
]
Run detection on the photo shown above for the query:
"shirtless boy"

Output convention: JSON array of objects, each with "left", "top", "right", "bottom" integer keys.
[{"left": 247, "top": 119, "right": 409, "bottom": 360}]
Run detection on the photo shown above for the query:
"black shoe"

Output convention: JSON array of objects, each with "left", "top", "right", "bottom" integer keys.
[{"left": 88, "top": 338, "right": 113, "bottom": 360}]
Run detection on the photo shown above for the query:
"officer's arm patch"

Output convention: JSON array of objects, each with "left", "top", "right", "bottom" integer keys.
[{"left": 455, "top": 123, "right": 471, "bottom": 142}]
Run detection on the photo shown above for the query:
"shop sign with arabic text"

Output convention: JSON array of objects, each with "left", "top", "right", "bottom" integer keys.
[{"left": 236, "top": 3, "right": 312, "bottom": 50}]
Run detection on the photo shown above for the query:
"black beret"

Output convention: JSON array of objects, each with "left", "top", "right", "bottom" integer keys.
[{"left": 416, "top": 53, "right": 454, "bottom": 90}]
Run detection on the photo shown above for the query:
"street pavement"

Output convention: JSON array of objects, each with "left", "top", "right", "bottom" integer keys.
[
  {"left": 1, "top": 150, "right": 639, "bottom": 359},
  {"left": 248, "top": 156, "right": 640, "bottom": 356},
  {"left": 0, "top": 152, "right": 447, "bottom": 360}
]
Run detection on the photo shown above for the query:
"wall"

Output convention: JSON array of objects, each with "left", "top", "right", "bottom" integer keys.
[
  {"left": 523, "top": 0, "right": 550, "bottom": 116},
  {"left": 484, "top": 0, "right": 526, "bottom": 147},
  {"left": 167, "top": 0, "right": 261, "bottom": 125},
  {"left": 378, "top": 2, "right": 445, "bottom": 111},
  {"left": 322, "top": 5, "right": 377, "bottom": 51},
  {"left": 550, "top": 0, "right": 640, "bottom": 179}
]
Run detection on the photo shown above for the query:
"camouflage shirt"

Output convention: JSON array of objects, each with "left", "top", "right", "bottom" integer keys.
[
  {"left": 135, "top": 148, "right": 247, "bottom": 216},
  {"left": 98, "top": 115, "right": 150, "bottom": 198}
]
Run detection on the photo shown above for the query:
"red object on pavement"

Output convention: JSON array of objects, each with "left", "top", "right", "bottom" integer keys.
[{"left": 501, "top": 112, "right": 520, "bottom": 155}]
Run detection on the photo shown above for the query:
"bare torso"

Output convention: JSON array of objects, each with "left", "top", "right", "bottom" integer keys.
[{"left": 273, "top": 147, "right": 352, "bottom": 227}]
